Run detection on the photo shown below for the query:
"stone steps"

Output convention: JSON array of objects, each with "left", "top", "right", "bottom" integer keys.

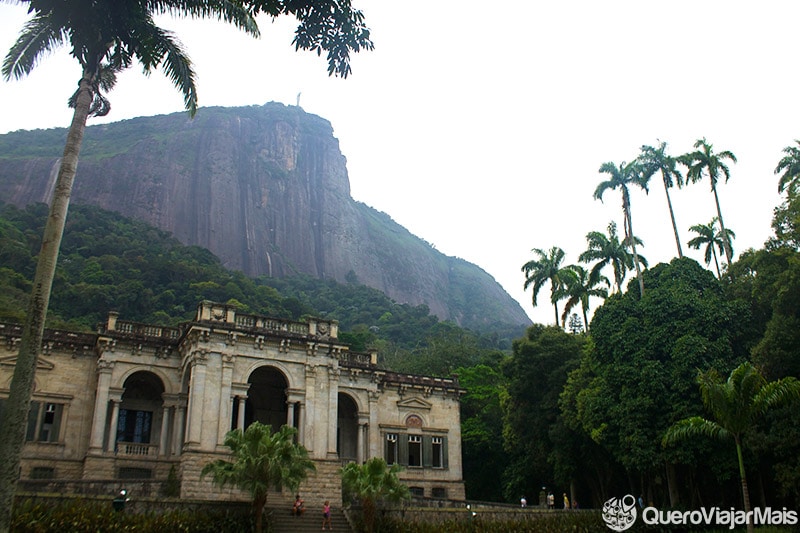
[{"left": 268, "top": 506, "right": 352, "bottom": 533}]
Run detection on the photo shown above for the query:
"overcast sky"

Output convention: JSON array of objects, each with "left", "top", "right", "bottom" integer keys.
[{"left": 0, "top": 1, "right": 796, "bottom": 326}]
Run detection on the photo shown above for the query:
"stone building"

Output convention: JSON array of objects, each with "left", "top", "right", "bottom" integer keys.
[{"left": 0, "top": 301, "right": 465, "bottom": 505}]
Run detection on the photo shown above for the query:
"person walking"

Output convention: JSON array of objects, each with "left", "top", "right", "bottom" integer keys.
[{"left": 322, "top": 500, "right": 332, "bottom": 530}]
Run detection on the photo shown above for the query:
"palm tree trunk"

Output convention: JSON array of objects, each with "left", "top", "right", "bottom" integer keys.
[
  {"left": 623, "top": 190, "right": 645, "bottom": 296},
  {"left": 663, "top": 179, "right": 683, "bottom": 258},
  {"left": 254, "top": 493, "right": 267, "bottom": 533},
  {"left": 734, "top": 437, "right": 754, "bottom": 533},
  {"left": 711, "top": 246, "right": 721, "bottom": 280},
  {"left": 712, "top": 186, "right": 733, "bottom": 266},
  {"left": 0, "top": 69, "right": 94, "bottom": 533}
]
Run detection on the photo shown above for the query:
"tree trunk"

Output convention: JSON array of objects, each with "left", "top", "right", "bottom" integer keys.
[
  {"left": 663, "top": 178, "right": 683, "bottom": 258},
  {"left": 0, "top": 69, "right": 94, "bottom": 533},
  {"left": 622, "top": 189, "right": 644, "bottom": 296},
  {"left": 711, "top": 246, "right": 721, "bottom": 279},
  {"left": 734, "top": 437, "right": 754, "bottom": 533},
  {"left": 665, "top": 462, "right": 680, "bottom": 508},
  {"left": 712, "top": 185, "right": 733, "bottom": 267},
  {"left": 254, "top": 493, "right": 267, "bottom": 533}
]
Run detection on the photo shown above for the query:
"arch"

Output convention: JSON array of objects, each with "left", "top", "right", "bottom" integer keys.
[
  {"left": 116, "top": 371, "right": 165, "bottom": 449},
  {"left": 117, "top": 366, "right": 175, "bottom": 395},
  {"left": 337, "top": 392, "right": 359, "bottom": 462},
  {"left": 244, "top": 366, "right": 288, "bottom": 433}
]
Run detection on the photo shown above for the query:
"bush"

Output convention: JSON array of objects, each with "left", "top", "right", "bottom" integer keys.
[{"left": 11, "top": 498, "right": 253, "bottom": 532}]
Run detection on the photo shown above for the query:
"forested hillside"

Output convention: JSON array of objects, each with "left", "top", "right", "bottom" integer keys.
[{"left": 0, "top": 202, "right": 521, "bottom": 371}]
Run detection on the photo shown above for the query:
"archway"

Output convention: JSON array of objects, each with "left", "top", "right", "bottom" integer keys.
[
  {"left": 117, "top": 371, "right": 164, "bottom": 451},
  {"left": 245, "top": 366, "right": 288, "bottom": 433},
  {"left": 337, "top": 393, "right": 358, "bottom": 462}
]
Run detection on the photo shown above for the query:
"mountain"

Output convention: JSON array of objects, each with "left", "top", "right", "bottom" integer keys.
[{"left": 0, "top": 102, "right": 530, "bottom": 330}]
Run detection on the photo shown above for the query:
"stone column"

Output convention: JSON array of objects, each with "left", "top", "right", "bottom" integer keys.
[
  {"left": 368, "top": 390, "right": 380, "bottom": 459},
  {"left": 184, "top": 351, "right": 208, "bottom": 448},
  {"left": 217, "top": 354, "right": 235, "bottom": 446},
  {"left": 231, "top": 383, "right": 250, "bottom": 431},
  {"left": 304, "top": 365, "right": 317, "bottom": 456},
  {"left": 88, "top": 360, "right": 114, "bottom": 453},
  {"left": 159, "top": 405, "right": 171, "bottom": 456},
  {"left": 297, "top": 402, "right": 306, "bottom": 445},
  {"left": 172, "top": 401, "right": 186, "bottom": 455},
  {"left": 286, "top": 401, "right": 296, "bottom": 428},
  {"left": 357, "top": 416, "right": 369, "bottom": 464},
  {"left": 327, "top": 366, "right": 340, "bottom": 457},
  {"left": 106, "top": 388, "right": 124, "bottom": 453}
]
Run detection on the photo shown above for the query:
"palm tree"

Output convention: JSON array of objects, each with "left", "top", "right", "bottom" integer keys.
[
  {"left": 638, "top": 142, "right": 685, "bottom": 258},
  {"left": 579, "top": 222, "right": 647, "bottom": 295},
  {"left": 522, "top": 246, "right": 572, "bottom": 325},
  {"left": 687, "top": 217, "right": 735, "bottom": 279},
  {"left": 663, "top": 362, "right": 800, "bottom": 533},
  {"left": 0, "top": 4, "right": 259, "bottom": 530},
  {"left": 202, "top": 423, "right": 316, "bottom": 533},
  {"left": 0, "top": 4, "right": 372, "bottom": 529},
  {"left": 341, "top": 457, "right": 410, "bottom": 533},
  {"left": 558, "top": 264, "right": 609, "bottom": 331},
  {"left": 680, "top": 138, "right": 738, "bottom": 266},
  {"left": 774, "top": 140, "right": 800, "bottom": 196},
  {"left": 593, "top": 160, "right": 649, "bottom": 296}
]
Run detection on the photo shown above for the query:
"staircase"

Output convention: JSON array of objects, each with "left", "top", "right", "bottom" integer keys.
[{"left": 268, "top": 506, "right": 353, "bottom": 533}]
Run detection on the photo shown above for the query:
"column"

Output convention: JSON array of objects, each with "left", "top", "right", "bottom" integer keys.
[
  {"left": 286, "top": 401, "right": 296, "bottom": 428},
  {"left": 327, "top": 366, "right": 339, "bottom": 457},
  {"left": 217, "top": 355, "right": 234, "bottom": 446},
  {"left": 172, "top": 402, "right": 186, "bottom": 455},
  {"left": 88, "top": 360, "right": 114, "bottom": 453},
  {"left": 106, "top": 390, "right": 123, "bottom": 453},
  {"left": 185, "top": 352, "right": 208, "bottom": 447},
  {"left": 297, "top": 402, "right": 306, "bottom": 445},
  {"left": 237, "top": 396, "right": 246, "bottom": 430},
  {"left": 304, "top": 365, "right": 317, "bottom": 456},
  {"left": 368, "top": 390, "right": 380, "bottom": 459},
  {"left": 356, "top": 419, "right": 367, "bottom": 464}
]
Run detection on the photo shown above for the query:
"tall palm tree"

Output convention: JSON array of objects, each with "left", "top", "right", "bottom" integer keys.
[
  {"left": 680, "top": 138, "right": 738, "bottom": 266},
  {"left": 638, "top": 142, "right": 685, "bottom": 258},
  {"left": 579, "top": 221, "right": 647, "bottom": 294},
  {"left": 687, "top": 217, "right": 735, "bottom": 279},
  {"left": 522, "top": 246, "right": 572, "bottom": 325},
  {"left": 663, "top": 362, "right": 800, "bottom": 533},
  {"left": 341, "top": 457, "right": 410, "bottom": 533},
  {"left": 593, "top": 161, "right": 649, "bottom": 296},
  {"left": 0, "top": 4, "right": 372, "bottom": 529},
  {"left": 774, "top": 140, "right": 800, "bottom": 197},
  {"left": 558, "top": 265, "right": 609, "bottom": 331},
  {"left": 0, "top": 4, "right": 259, "bottom": 530},
  {"left": 202, "top": 423, "right": 316, "bottom": 533}
]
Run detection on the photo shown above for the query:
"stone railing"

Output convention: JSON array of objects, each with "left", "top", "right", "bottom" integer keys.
[
  {"left": 116, "top": 442, "right": 159, "bottom": 457},
  {"left": 234, "top": 314, "right": 311, "bottom": 335},
  {"left": 112, "top": 321, "right": 182, "bottom": 340}
]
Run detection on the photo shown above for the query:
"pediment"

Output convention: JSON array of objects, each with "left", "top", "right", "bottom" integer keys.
[
  {"left": 0, "top": 356, "right": 55, "bottom": 371},
  {"left": 396, "top": 397, "right": 432, "bottom": 410}
]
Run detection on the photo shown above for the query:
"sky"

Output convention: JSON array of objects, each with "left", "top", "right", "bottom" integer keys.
[{"left": 0, "top": 1, "right": 796, "bottom": 327}]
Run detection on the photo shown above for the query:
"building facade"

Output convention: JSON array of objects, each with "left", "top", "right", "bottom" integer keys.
[{"left": 0, "top": 301, "right": 465, "bottom": 505}]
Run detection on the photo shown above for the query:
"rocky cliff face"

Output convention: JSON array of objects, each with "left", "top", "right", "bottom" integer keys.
[{"left": 0, "top": 103, "right": 530, "bottom": 329}]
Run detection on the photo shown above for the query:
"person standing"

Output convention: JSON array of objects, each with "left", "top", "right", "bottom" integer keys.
[
  {"left": 563, "top": 492, "right": 570, "bottom": 509},
  {"left": 520, "top": 496, "right": 527, "bottom": 508},
  {"left": 322, "top": 500, "right": 332, "bottom": 530}
]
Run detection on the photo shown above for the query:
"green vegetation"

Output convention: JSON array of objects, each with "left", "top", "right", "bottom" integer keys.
[
  {"left": 341, "top": 457, "right": 410, "bottom": 533},
  {"left": 202, "top": 423, "right": 315, "bottom": 533}
]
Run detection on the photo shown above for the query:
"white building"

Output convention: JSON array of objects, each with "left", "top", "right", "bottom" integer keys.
[{"left": 0, "top": 301, "right": 465, "bottom": 505}]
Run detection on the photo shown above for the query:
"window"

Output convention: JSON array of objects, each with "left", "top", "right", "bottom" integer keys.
[
  {"left": 30, "top": 467, "right": 55, "bottom": 480},
  {"left": 117, "top": 409, "right": 152, "bottom": 444},
  {"left": 118, "top": 467, "right": 153, "bottom": 479},
  {"left": 432, "top": 487, "right": 447, "bottom": 499},
  {"left": 408, "top": 435, "right": 422, "bottom": 467},
  {"left": 409, "top": 486, "right": 425, "bottom": 497},
  {"left": 385, "top": 433, "right": 398, "bottom": 465},
  {"left": 24, "top": 401, "right": 64, "bottom": 443},
  {"left": 432, "top": 436, "right": 443, "bottom": 468}
]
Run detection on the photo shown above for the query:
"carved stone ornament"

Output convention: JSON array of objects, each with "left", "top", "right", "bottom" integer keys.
[{"left": 405, "top": 414, "right": 423, "bottom": 428}]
